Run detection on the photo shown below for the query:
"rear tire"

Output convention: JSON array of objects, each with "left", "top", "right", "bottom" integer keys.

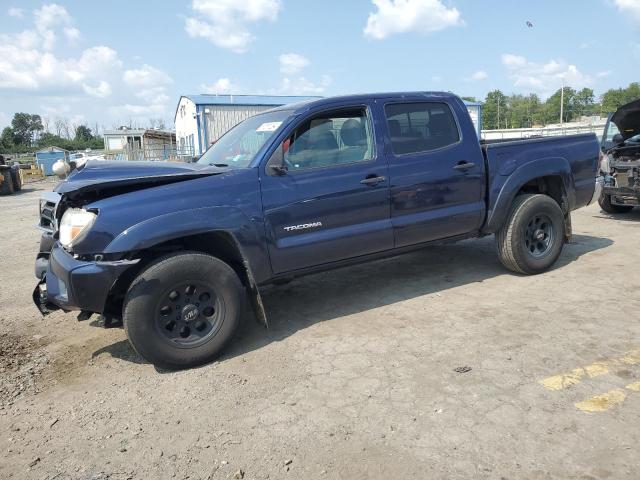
[
  {"left": 0, "top": 170, "right": 15, "bottom": 195},
  {"left": 123, "top": 252, "right": 244, "bottom": 369},
  {"left": 10, "top": 166, "right": 22, "bottom": 192},
  {"left": 496, "top": 194, "right": 565, "bottom": 275},
  {"left": 598, "top": 193, "right": 633, "bottom": 214}
]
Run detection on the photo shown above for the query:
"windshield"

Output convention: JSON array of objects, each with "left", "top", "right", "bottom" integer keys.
[{"left": 197, "top": 110, "right": 292, "bottom": 168}]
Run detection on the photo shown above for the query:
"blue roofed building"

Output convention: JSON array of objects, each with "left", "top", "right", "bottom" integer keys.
[{"left": 174, "top": 94, "right": 321, "bottom": 156}]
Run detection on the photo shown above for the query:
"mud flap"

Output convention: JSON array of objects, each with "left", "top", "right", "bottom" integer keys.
[
  {"left": 243, "top": 257, "right": 268, "bottom": 328},
  {"left": 564, "top": 212, "right": 572, "bottom": 243}
]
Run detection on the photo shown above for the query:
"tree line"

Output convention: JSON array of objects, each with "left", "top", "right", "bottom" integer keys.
[
  {"left": 0, "top": 114, "right": 169, "bottom": 155},
  {"left": 0, "top": 113, "right": 103, "bottom": 154},
  {"left": 465, "top": 81, "right": 640, "bottom": 130}
]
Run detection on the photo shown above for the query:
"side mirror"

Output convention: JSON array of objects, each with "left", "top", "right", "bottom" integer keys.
[
  {"left": 270, "top": 164, "right": 288, "bottom": 176},
  {"left": 191, "top": 155, "right": 201, "bottom": 163},
  {"left": 612, "top": 133, "right": 624, "bottom": 145}
]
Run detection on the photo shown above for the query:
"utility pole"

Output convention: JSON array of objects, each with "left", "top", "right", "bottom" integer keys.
[{"left": 560, "top": 78, "right": 564, "bottom": 125}]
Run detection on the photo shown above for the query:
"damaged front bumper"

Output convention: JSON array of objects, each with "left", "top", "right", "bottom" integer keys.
[
  {"left": 602, "top": 171, "right": 640, "bottom": 207},
  {"left": 33, "top": 242, "right": 139, "bottom": 316}
]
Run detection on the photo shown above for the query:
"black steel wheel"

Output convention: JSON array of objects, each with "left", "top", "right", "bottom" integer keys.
[
  {"left": 496, "top": 194, "right": 565, "bottom": 275},
  {"left": 123, "top": 252, "right": 244, "bottom": 369},
  {"left": 154, "top": 282, "right": 224, "bottom": 348},
  {"left": 524, "top": 213, "right": 554, "bottom": 258}
]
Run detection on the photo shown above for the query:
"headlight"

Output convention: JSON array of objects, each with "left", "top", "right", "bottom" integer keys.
[{"left": 59, "top": 208, "right": 97, "bottom": 248}]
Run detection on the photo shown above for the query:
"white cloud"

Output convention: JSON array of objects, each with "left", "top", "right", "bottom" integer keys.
[
  {"left": 276, "top": 75, "right": 332, "bottom": 95},
  {"left": 82, "top": 81, "right": 112, "bottom": 98},
  {"left": 34, "top": 3, "right": 74, "bottom": 50},
  {"left": 184, "top": 0, "right": 282, "bottom": 53},
  {"left": 469, "top": 70, "right": 488, "bottom": 81},
  {"left": 64, "top": 27, "right": 80, "bottom": 43},
  {"left": 612, "top": 0, "right": 640, "bottom": 19},
  {"left": 364, "top": 0, "right": 463, "bottom": 40},
  {"left": 123, "top": 64, "right": 173, "bottom": 88},
  {"left": 8, "top": 7, "right": 24, "bottom": 19},
  {"left": 200, "top": 78, "right": 238, "bottom": 94},
  {"left": 596, "top": 70, "right": 612, "bottom": 78},
  {"left": 279, "top": 53, "right": 310, "bottom": 75},
  {"left": 0, "top": 6, "right": 176, "bottom": 128},
  {"left": 501, "top": 53, "right": 594, "bottom": 96}
]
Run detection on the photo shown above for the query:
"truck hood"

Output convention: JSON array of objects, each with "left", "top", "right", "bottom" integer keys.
[
  {"left": 611, "top": 99, "right": 640, "bottom": 140},
  {"left": 55, "top": 160, "right": 226, "bottom": 199}
]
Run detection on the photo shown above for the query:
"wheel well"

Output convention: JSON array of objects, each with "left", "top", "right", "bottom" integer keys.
[
  {"left": 103, "top": 232, "right": 248, "bottom": 319},
  {"left": 516, "top": 176, "right": 568, "bottom": 212}
]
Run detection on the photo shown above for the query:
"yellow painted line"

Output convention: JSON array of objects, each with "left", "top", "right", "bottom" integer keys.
[
  {"left": 575, "top": 389, "right": 627, "bottom": 413},
  {"left": 626, "top": 381, "right": 640, "bottom": 392},
  {"left": 539, "top": 349, "right": 640, "bottom": 391}
]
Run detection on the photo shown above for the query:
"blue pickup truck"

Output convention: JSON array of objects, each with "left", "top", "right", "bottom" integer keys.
[{"left": 33, "top": 92, "right": 602, "bottom": 368}]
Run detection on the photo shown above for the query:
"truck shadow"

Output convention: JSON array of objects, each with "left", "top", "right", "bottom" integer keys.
[
  {"left": 92, "top": 234, "right": 613, "bottom": 370},
  {"left": 224, "top": 233, "right": 613, "bottom": 362}
]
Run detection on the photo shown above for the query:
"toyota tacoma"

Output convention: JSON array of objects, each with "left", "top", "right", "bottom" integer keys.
[{"left": 33, "top": 92, "right": 603, "bottom": 369}]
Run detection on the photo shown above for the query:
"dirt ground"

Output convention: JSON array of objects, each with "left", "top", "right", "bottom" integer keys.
[{"left": 1, "top": 182, "right": 639, "bottom": 480}]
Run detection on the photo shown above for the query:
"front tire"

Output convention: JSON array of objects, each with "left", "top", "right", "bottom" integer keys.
[
  {"left": 123, "top": 252, "right": 244, "bottom": 369},
  {"left": 598, "top": 194, "right": 633, "bottom": 214},
  {"left": 496, "top": 194, "right": 565, "bottom": 275}
]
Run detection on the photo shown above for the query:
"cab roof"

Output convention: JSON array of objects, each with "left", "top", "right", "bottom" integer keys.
[{"left": 269, "top": 91, "right": 461, "bottom": 114}]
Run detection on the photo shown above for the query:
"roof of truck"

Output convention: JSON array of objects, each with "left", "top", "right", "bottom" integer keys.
[{"left": 268, "top": 91, "right": 462, "bottom": 114}]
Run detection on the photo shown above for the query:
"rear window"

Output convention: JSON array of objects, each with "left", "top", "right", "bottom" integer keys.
[{"left": 385, "top": 102, "right": 460, "bottom": 155}]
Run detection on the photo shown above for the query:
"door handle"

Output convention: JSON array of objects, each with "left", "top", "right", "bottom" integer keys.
[
  {"left": 453, "top": 161, "right": 475, "bottom": 171},
  {"left": 360, "top": 175, "right": 386, "bottom": 186}
]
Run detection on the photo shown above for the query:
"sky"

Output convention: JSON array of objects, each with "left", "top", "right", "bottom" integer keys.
[{"left": 0, "top": 0, "right": 639, "bottom": 132}]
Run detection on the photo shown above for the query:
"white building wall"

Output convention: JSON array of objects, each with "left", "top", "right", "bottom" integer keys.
[
  {"left": 105, "top": 135, "right": 126, "bottom": 151},
  {"left": 175, "top": 97, "right": 199, "bottom": 155}
]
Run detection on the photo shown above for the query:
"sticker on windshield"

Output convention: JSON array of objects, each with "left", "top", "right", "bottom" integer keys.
[{"left": 256, "top": 122, "right": 282, "bottom": 132}]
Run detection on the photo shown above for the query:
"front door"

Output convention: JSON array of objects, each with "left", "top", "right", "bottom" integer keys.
[
  {"left": 260, "top": 105, "right": 393, "bottom": 274},
  {"left": 382, "top": 100, "right": 486, "bottom": 247}
]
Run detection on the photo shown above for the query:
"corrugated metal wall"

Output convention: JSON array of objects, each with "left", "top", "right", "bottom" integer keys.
[{"left": 203, "top": 105, "right": 274, "bottom": 146}]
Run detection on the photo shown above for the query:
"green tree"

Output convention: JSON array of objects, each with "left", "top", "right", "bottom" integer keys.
[
  {"left": 11, "top": 113, "right": 43, "bottom": 146},
  {"left": 542, "top": 87, "right": 576, "bottom": 124},
  {"left": 483, "top": 90, "right": 508, "bottom": 129},
  {"left": 74, "top": 125, "right": 94, "bottom": 142},
  {"left": 601, "top": 82, "right": 640, "bottom": 113},
  {"left": 0, "top": 127, "right": 14, "bottom": 152},
  {"left": 573, "top": 88, "right": 596, "bottom": 117}
]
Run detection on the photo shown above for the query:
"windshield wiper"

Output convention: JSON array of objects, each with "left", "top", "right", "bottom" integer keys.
[{"left": 209, "top": 163, "right": 229, "bottom": 167}]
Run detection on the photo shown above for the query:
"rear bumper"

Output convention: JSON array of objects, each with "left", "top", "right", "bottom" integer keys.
[
  {"left": 587, "top": 176, "right": 605, "bottom": 206},
  {"left": 33, "top": 243, "right": 138, "bottom": 315}
]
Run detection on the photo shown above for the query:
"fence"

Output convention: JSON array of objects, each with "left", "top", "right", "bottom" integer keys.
[
  {"left": 104, "top": 145, "right": 196, "bottom": 163},
  {"left": 481, "top": 120, "right": 607, "bottom": 142}
]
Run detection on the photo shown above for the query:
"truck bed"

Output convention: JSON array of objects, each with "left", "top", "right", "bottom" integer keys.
[{"left": 479, "top": 133, "right": 600, "bottom": 233}]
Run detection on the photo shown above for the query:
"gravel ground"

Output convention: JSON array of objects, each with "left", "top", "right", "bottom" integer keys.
[{"left": 1, "top": 182, "right": 639, "bottom": 480}]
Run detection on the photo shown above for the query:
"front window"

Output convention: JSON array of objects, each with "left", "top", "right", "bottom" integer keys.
[
  {"left": 197, "top": 110, "right": 291, "bottom": 168},
  {"left": 282, "top": 107, "right": 375, "bottom": 171}
]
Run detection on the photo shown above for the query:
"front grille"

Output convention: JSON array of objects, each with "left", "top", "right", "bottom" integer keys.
[
  {"left": 40, "top": 202, "right": 57, "bottom": 231},
  {"left": 38, "top": 192, "right": 62, "bottom": 233}
]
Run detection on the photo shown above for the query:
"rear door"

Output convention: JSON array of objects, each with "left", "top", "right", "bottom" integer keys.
[
  {"left": 260, "top": 104, "right": 393, "bottom": 274},
  {"left": 382, "top": 100, "right": 486, "bottom": 247}
]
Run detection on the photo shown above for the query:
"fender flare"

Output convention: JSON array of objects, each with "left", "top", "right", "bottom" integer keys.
[
  {"left": 104, "top": 206, "right": 269, "bottom": 327},
  {"left": 483, "top": 156, "right": 575, "bottom": 234}
]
